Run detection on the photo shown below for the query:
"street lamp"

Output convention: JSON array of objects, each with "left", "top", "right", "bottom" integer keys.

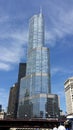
[
  {"left": 24, "top": 114, "right": 27, "bottom": 118},
  {"left": 45, "top": 111, "right": 48, "bottom": 118}
]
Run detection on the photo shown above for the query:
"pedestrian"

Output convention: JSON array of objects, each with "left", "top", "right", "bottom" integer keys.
[
  {"left": 53, "top": 124, "right": 58, "bottom": 130},
  {"left": 58, "top": 123, "right": 66, "bottom": 130},
  {"left": 65, "top": 125, "right": 70, "bottom": 130}
]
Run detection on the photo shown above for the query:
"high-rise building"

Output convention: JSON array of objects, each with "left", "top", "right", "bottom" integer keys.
[
  {"left": 17, "top": 63, "right": 26, "bottom": 114},
  {"left": 17, "top": 12, "right": 59, "bottom": 118},
  {"left": 7, "top": 63, "right": 26, "bottom": 118},
  {"left": 7, "top": 83, "right": 18, "bottom": 118},
  {"left": 64, "top": 77, "right": 73, "bottom": 114},
  {"left": 18, "top": 63, "right": 26, "bottom": 84},
  {"left": 26, "top": 12, "right": 51, "bottom": 93}
]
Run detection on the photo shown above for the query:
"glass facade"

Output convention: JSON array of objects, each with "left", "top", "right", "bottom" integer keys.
[
  {"left": 28, "top": 13, "right": 44, "bottom": 52},
  {"left": 17, "top": 12, "right": 59, "bottom": 118}
]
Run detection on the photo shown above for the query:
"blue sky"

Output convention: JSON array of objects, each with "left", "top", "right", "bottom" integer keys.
[{"left": 0, "top": 0, "right": 73, "bottom": 113}]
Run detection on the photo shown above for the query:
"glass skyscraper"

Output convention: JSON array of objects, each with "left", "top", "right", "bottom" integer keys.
[
  {"left": 17, "top": 12, "right": 59, "bottom": 118},
  {"left": 26, "top": 12, "right": 51, "bottom": 93}
]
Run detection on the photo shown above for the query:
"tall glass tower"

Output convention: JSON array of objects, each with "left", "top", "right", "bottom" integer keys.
[
  {"left": 17, "top": 12, "right": 52, "bottom": 118},
  {"left": 26, "top": 12, "right": 51, "bottom": 93}
]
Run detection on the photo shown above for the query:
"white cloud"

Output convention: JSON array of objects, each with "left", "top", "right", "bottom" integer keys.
[
  {"left": 0, "top": 1, "right": 73, "bottom": 71},
  {"left": 51, "top": 66, "right": 73, "bottom": 77},
  {"left": 0, "top": 30, "right": 28, "bottom": 43},
  {"left": 0, "top": 62, "right": 11, "bottom": 71},
  {"left": 54, "top": 10, "right": 73, "bottom": 35},
  {"left": 51, "top": 67, "right": 62, "bottom": 76},
  {"left": 45, "top": 1, "right": 73, "bottom": 47},
  {"left": 45, "top": 31, "right": 56, "bottom": 47},
  {"left": 0, "top": 20, "right": 28, "bottom": 71},
  {"left": 0, "top": 40, "right": 27, "bottom": 71}
]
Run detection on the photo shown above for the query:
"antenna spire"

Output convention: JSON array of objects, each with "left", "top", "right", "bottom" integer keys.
[{"left": 40, "top": 6, "right": 42, "bottom": 14}]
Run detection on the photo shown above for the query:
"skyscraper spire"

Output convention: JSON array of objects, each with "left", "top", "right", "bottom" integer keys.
[{"left": 40, "top": 6, "right": 42, "bottom": 14}]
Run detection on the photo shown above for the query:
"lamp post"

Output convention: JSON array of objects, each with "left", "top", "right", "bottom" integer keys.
[
  {"left": 45, "top": 111, "right": 48, "bottom": 118},
  {"left": 24, "top": 114, "right": 27, "bottom": 118}
]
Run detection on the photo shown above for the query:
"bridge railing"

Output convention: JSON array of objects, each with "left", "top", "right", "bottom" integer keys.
[{"left": 0, "top": 118, "right": 66, "bottom": 129}]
